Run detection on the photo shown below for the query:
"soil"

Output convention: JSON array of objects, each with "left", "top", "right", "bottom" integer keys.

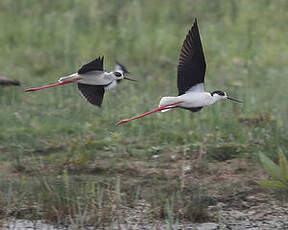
[
  {"left": 107, "top": 158, "right": 288, "bottom": 229},
  {"left": 1, "top": 158, "right": 288, "bottom": 229}
]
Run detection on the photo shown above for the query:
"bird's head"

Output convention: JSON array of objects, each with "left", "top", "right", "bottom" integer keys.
[
  {"left": 113, "top": 72, "right": 136, "bottom": 82},
  {"left": 211, "top": 90, "right": 242, "bottom": 103}
]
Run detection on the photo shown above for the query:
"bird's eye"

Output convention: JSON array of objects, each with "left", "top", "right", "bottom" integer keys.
[
  {"left": 114, "top": 72, "right": 122, "bottom": 77},
  {"left": 218, "top": 91, "right": 225, "bottom": 96}
]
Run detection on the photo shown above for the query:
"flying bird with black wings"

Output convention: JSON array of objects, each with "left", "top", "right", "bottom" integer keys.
[
  {"left": 24, "top": 57, "right": 135, "bottom": 107},
  {"left": 117, "top": 18, "right": 241, "bottom": 125}
]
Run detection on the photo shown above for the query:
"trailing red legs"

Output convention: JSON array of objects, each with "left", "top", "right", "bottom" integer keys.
[
  {"left": 24, "top": 79, "right": 79, "bottom": 92},
  {"left": 116, "top": 102, "right": 182, "bottom": 126}
]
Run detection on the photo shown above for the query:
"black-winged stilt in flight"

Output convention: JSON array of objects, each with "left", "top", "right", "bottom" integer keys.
[
  {"left": 24, "top": 57, "right": 135, "bottom": 107},
  {"left": 0, "top": 76, "right": 20, "bottom": 86},
  {"left": 117, "top": 19, "right": 241, "bottom": 126}
]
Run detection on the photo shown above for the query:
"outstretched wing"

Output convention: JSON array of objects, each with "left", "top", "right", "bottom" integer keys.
[
  {"left": 78, "top": 56, "right": 104, "bottom": 74},
  {"left": 77, "top": 83, "right": 105, "bottom": 107},
  {"left": 177, "top": 19, "right": 206, "bottom": 95}
]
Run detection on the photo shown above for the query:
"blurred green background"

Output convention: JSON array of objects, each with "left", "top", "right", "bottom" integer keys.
[
  {"left": 0, "top": 0, "right": 288, "bottom": 226},
  {"left": 1, "top": 0, "right": 287, "bottom": 157}
]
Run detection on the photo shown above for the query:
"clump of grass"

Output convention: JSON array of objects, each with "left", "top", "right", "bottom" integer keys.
[
  {"left": 149, "top": 184, "right": 213, "bottom": 223},
  {"left": 0, "top": 171, "right": 116, "bottom": 228},
  {"left": 257, "top": 151, "right": 288, "bottom": 201},
  {"left": 207, "top": 143, "right": 249, "bottom": 161}
]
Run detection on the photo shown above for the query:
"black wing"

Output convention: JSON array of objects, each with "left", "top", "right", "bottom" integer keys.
[
  {"left": 77, "top": 83, "right": 105, "bottom": 107},
  {"left": 78, "top": 56, "right": 104, "bottom": 74},
  {"left": 177, "top": 19, "right": 206, "bottom": 95}
]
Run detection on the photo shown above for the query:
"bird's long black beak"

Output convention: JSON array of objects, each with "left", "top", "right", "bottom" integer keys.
[
  {"left": 227, "top": 96, "right": 242, "bottom": 103},
  {"left": 124, "top": 76, "right": 136, "bottom": 81}
]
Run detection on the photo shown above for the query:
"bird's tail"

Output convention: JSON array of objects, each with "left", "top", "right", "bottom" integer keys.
[
  {"left": 159, "top": 96, "right": 180, "bottom": 112},
  {"left": 58, "top": 73, "right": 82, "bottom": 83}
]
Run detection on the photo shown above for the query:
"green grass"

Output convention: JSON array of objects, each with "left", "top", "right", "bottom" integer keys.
[{"left": 1, "top": 0, "right": 288, "bottom": 227}]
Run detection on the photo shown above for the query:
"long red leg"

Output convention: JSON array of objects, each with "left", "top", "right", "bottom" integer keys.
[
  {"left": 24, "top": 80, "right": 77, "bottom": 92},
  {"left": 116, "top": 102, "right": 181, "bottom": 126}
]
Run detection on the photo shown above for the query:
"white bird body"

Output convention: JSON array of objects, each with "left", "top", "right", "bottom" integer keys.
[
  {"left": 58, "top": 62, "right": 130, "bottom": 90},
  {"left": 159, "top": 82, "right": 226, "bottom": 109},
  {"left": 58, "top": 71, "right": 117, "bottom": 86},
  {"left": 159, "top": 92, "right": 218, "bottom": 109}
]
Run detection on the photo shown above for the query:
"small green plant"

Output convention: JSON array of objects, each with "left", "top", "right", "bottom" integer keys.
[
  {"left": 257, "top": 152, "right": 288, "bottom": 191},
  {"left": 166, "top": 196, "right": 175, "bottom": 230}
]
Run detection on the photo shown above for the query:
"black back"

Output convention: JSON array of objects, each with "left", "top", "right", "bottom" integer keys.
[
  {"left": 78, "top": 56, "right": 104, "bottom": 74},
  {"left": 177, "top": 18, "right": 206, "bottom": 95},
  {"left": 77, "top": 83, "right": 105, "bottom": 107}
]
